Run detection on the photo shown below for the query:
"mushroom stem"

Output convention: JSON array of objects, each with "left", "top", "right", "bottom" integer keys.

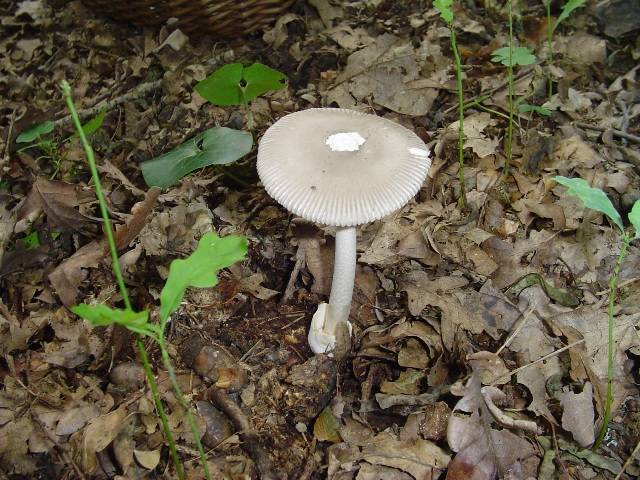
[{"left": 326, "top": 226, "right": 357, "bottom": 335}]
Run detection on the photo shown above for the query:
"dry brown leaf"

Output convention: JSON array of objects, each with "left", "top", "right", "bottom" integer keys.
[
  {"left": 55, "top": 405, "right": 100, "bottom": 436},
  {"left": 238, "top": 273, "right": 279, "bottom": 300},
  {"left": 325, "top": 34, "right": 439, "bottom": 116},
  {"left": 360, "top": 432, "right": 450, "bottom": 479},
  {"left": 447, "top": 375, "right": 538, "bottom": 479},
  {"left": 467, "top": 351, "right": 510, "bottom": 386},
  {"left": 0, "top": 416, "right": 36, "bottom": 474},
  {"left": 134, "top": 448, "right": 161, "bottom": 470},
  {"left": 559, "top": 382, "right": 595, "bottom": 448},
  {"left": 49, "top": 187, "right": 159, "bottom": 306},
  {"left": 516, "top": 368, "right": 556, "bottom": 422},
  {"left": 74, "top": 406, "right": 127, "bottom": 474},
  {"left": 16, "top": 177, "right": 96, "bottom": 234},
  {"left": 446, "top": 112, "right": 499, "bottom": 158}
]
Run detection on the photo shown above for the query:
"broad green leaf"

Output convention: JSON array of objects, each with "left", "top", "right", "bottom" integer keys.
[
  {"left": 71, "top": 304, "right": 159, "bottom": 337},
  {"left": 159, "top": 232, "right": 248, "bottom": 322},
  {"left": 16, "top": 121, "right": 54, "bottom": 143},
  {"left": 195, "top": 62, "right": 287, "bottom": 106},
  {"left": 433, "top": 0, "right": 453, "bottom": 24},
  {"left": 553, "top": 176, "right": 624, "bottom": 233},
  {"left": 491, "top": 46, "right": 536, "bottom": 66},
  {"left": 518, "top": 103, "right": 551, "bottom": 117},
  {"left": 629, "top": 200, "right": 640, "bottom": 240},
  {"left": 554, "top": 0, "right": 586, "bottom": 31},
  {"left": 242, "top": 63, "right": 287, "bottom": 102},
  {"left": 195, "top": 63, "right": 244, "bottom": 105},
  {"left": 140, "top": 127, "right": 253, "bottom": 188}
]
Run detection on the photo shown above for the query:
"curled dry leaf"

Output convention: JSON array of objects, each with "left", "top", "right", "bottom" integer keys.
[
  {"left": 16, "top": 177, "right": 97, "bottom": 235},
  {"left": 134, "top": 448, "right": 161, "bottom": 470}
]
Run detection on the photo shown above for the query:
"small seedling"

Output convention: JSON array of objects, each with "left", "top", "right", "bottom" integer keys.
[
  {"left": 518, "top": 103, "right": 551, "bottom": 117},
  {"left": 195, "top": 62, "right": 287, "bottom": 129},
  {"left": 545, "top": 0, "right": 587, "bottom": 99},
  {"left": 16, "top": 109, "right": 106, "bottom": 179},
  {"left": 434, "top": 0, "right": 467, "bottom": 209},
  {"left": 140, "top": 126, "right": 253, "bottom": 188},
  {"left": 553, "top": 176, "right": 639, "bottom": 449},
  {"left": 491, "top": 1, "right": 536, "bottom": 174}
]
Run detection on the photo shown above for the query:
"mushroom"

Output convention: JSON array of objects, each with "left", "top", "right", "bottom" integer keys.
[{"left": 257, "top": 108, "right": 431, "bottom": 355}]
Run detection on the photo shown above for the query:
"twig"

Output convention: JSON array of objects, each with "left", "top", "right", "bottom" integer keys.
[
  {"left": 54, "top": 80, "right": 163, "bottom": 129},
  {"left": 481, "top": 387, "right": 541, "bottom": 434},
  {"left": 491, "top": 339, "right": 586, "bottom": 385},
  {"left": 444, "top": 66, "right": 535, "bottom": 114},
  {"left": 574, "top": 122, "right": 640, "bottom": 145},
  {"left": 280, "top": 245, "right": 306, "bottom": 305},
  {"left": 614, "top": 437, "right": 640, "bottom": 480},
  {"left": 495, "top": 306, "right": 535, "bottom": 356},
  {"left": 209, "top": 388, "right": 279, "bottom": 480}
]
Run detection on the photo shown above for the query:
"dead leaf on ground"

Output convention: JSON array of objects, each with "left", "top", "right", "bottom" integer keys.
[
  {"left": 16, "top": 177, "right": 97, "bottom": 234},
  {"left": 49, "top": 187, "right": 159, "bottom": 305},
  {"left": 560, "top": 382, "right": 595, "bottom": 448}
]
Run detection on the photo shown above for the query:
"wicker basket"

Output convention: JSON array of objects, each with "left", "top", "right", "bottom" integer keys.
[{"left": 82, "top": 0, "right": 295, "bottom": 37}]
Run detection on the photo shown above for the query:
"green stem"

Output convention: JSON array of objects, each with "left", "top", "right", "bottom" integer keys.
[
  {"left": 545, "top": 1, "right": 553, "bottom": 100},
  {"left": 61, "top": 81, "right": 185, "bottom": 479},
  {"left": 505, "top": 0, "right": 514, "bottom": 175},
  {"left": 450, "top": 26, "right": 466, "bottom": 209},
  {"left": 137, "top": 341, "right": 184, "bottom": 480},
  {"left": 594, "top": 234, "right": 630, "bottom": 449},
  {"left": 158, "top": 337, "right": 212, "bottom": 480},
  {"left": 62, "top": 81, "right": 131, "bottom": 311}
]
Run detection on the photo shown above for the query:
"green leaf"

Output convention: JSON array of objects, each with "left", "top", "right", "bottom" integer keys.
[
  {"left": 491, "top": 46, "right": 536, "bottom": 66},
  {"left": 629, "top": 200, "right": 640, "bottom": 240},
  {"left": 242, "top": 63, "right": 288, "bottom": 102},
  {"left": 23, "top": 231, "right": 40, "bottom": 250},
  {"left": 195, "top": 62, "right": 287, "bottom": 106},
  {"left": 159, "top": 232, "right": 248, "bottom": 322},
  {"left": 518, "top": 103, "right": 551, "bottom": 116},
  {"left": 553, "top": 176, "right": 624, "bottom": 233},
  {"left": 140, "top": 127, "right": 253, "bottom": 189},
  {"left": 433, "top": 0, "right": 453, "bottom": 24},
  {"left": 16, "top": 121, "right": 54, "bottom": 143},
  {"left": 195, "top": 63, "right": 244, "bottom": 105},
  {"left": 554, "top": 0, "right": 586, "bottom": 31},
  {"left": 71, "top": 304, "right": 160, "bottom": 337}
]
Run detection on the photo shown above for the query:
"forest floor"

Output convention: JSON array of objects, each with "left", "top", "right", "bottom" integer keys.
[{"left": 1, "top": 0, "right": 640, "bottom": 479}]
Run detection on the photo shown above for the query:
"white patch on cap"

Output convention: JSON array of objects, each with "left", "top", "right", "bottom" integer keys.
[
  {"left": 326, "top": 132, "right": 366, "bottom": 152},
  {"left": 409, "top": 147, "right": 430, "bottom": 158}
]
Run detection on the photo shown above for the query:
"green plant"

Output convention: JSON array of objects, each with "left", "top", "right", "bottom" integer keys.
[
  {"left": 195, "top": 62, "right": 286, "bottom": 129},
  {"left": 491, "top": 1, "right": 536, "bottom": 174},
  {"left": 16, "top": 109, "right": 106, "bottom": 179},
  {"left": 62, "top": 80, "right": 248, "bottom": 479},
  {"left": 141, "top": 126, "right": 252, "bottom": 188},
  {"left": 553, "top": 176, "right": 639, "bottom": 449},
  {"left": 434, "top": 0, "right": 467, "bottom": 209},
  {"left": 544, "top": 0, "right": 586, "bottom": 100}
]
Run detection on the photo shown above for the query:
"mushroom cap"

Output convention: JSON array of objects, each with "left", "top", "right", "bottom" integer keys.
[{"left": 257, "top": 108, "right": 431, "bottom": 227}]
